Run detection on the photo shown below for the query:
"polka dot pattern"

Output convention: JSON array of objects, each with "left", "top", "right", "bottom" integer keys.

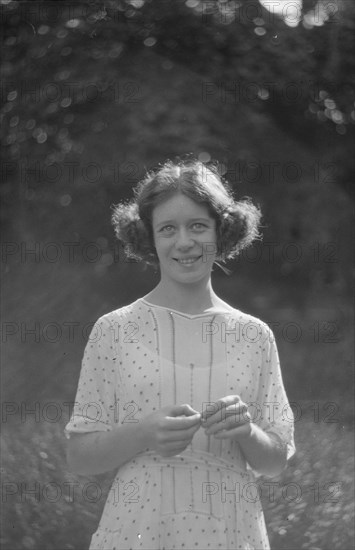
[{"left": 65, "top": 298, "right": 295, "bottom": 549}]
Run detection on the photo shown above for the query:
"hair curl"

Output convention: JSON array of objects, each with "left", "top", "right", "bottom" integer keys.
[{"left": 112, "top": 159, "right": 261, "bottom": 266}]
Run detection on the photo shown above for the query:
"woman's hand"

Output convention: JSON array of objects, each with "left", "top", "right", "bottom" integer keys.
[
  {"left": 201, "top": 395, "right": 252, "bottom": 440},
  {"left": 142, "top": 404, "right": 201, "bottom": 457}
]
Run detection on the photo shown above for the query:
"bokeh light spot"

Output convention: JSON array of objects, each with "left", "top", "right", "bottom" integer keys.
[
  {"left": 198, "top": 152, "right": 211, "bottom": 163},
  {"left": 254, "top": 27, "right": 266, "bottom": 36},
  {"left": 144, "top": 37, "right": 157, "bottom": 47},
  {"left": 60, "top": 194, "right": 72, "bottom": 206}
]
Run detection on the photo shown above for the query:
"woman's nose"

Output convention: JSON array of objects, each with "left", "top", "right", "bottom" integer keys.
[{"left": 175, "top": 228, "right": 194, "bottom": 249}]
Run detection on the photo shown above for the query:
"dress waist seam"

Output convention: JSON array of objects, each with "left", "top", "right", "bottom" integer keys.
[{"left": 127, "top": 450, "right": 249, "bottom": 476}]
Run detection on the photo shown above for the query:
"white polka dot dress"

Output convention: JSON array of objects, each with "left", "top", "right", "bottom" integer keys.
[{"left": 65, "top": 298, "right": 295, "bottom": 550}]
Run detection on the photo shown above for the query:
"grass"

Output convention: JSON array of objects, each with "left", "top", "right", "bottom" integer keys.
[
  {"left": 260, "top": 413, "right": 354, "bottom": 549},
  {"left": 1, "top": 412, "right": 354, "bottom": 550},
  {"left": 2, "top": 262, "right": 353, "bottom": 549}
]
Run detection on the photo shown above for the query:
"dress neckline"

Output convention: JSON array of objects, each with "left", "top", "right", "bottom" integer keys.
[{"left": 140, "top": 298, "right": 234, "bottom": 319}]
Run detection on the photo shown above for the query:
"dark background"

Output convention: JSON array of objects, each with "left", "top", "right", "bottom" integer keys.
[{"left": 1, "top": 1, "right": 354, "bottom": 549}]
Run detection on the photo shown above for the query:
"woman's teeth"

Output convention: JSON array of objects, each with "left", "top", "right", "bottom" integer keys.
[{"left": 176, "top": 257, "right": 199, "bottom": 264}]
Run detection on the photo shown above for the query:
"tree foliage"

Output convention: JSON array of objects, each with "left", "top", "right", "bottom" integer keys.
[{"left": 1, "top": 0, "right": 354, "bottom": 403}]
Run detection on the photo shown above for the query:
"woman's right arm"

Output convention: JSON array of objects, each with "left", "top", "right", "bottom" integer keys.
[
  {"left": 67, "top": 404, "right": 201, "bottom": 475},
  {"left": 67, "top": 421, "right": 150, "bottom": 475}
]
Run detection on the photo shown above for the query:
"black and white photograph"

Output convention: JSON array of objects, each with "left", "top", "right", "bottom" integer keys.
[{"left": 1, "top": 1, "right": 354, "bottom": 549}]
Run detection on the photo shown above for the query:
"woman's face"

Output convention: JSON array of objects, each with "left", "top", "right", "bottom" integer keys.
[{"left": 151, "top": 193, "right": 218, "bottom": 287}]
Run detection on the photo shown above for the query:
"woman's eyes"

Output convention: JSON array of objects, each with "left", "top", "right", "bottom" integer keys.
[
  {"left": 159, "top": 225, "right": 175, "bottom": 233},
  {"left": 159, "top": 223, "right": 207, "bottom": 233},
  {"left": 191, "top": 223, "right": 207, "bottom": 230}
]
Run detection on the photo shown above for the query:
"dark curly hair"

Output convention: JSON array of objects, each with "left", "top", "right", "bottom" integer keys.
[{"left": 112, "top": 159, "right": 261, "bottom": 266}]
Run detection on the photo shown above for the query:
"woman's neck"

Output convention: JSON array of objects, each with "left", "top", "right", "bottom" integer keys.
[{"left": 144, "top": 280, "right": 231, "bottom": 315}]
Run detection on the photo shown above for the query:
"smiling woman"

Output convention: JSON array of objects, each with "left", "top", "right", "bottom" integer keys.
[
  {"left": 112, "top": 160, "right": 261, "bottom": 267},
  {"left": 151, "top": 194, "right": 218, "bottom": 289},
  {"left": 65, "top": 159, "right": 295, "bottom": 550}
]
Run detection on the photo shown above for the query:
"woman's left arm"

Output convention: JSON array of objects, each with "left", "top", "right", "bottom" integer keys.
[
  {"left": 201, "top": 395, "right": 287, "bottom": 477},
  {"left": 202, "top": 324, "right": 295, "bottom": 477},
  {"left": 229, "top": 419, "right": 288, "bottom": 477}
]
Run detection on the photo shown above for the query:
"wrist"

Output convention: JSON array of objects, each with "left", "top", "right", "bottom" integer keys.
[
  {"left": 138, "top": 416, "right": 154, "bottom": 451},
  {"left": 235, "top": 421, "right": 255, "bottom": 443}
]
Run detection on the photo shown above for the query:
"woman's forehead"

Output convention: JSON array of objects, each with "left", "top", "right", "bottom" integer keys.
[{"left": 152, "top": 194, "right": 213, "bottom": 223}]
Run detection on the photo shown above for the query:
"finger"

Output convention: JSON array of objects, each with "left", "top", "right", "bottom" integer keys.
[
  {"left": 223, "top": 404, "right": 249, "bottom": 423},
  {"left": 161, "top": 424, "right": 200, "bottom": 442},
  {"left": 204, "top": 409, "right": 251, "bottom": 435},
  {"left": 204, "top": 403, "right": 248, "bottom": 427},
  {"left": 202, "top": 400, "right": 247, "bottom": 428},
  {"left": 205, "top": 418, "right": 236, "bottom": 435},
  {"left": 201, "top": 395, "right": 241, "bottom": 422},
  {"left": 164, "top": 413, "right": 201, "bottom": 430},
  {"left": 171, "top": 404, "right": 201, "bottom": 417}
]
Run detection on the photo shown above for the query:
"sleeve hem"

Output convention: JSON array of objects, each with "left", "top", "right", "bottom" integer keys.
[{"left": 64, "top": 419, "right": 112, "bottom": 439}]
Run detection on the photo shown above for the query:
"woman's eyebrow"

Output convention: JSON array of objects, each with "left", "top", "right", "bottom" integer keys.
[
  {"left": 155, "top": 217, "right": 212, "bottom": 227},
  {"left": 154, "top": 219, "right": 175, "bottom": 228}
]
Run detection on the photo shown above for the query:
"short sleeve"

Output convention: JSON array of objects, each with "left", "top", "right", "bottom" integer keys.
[
  {"left": 253, "top": 327, "right": 296, "bottom": 461},
  {"left": 64, "top": 316, "right": 118, "bottom": 439}
]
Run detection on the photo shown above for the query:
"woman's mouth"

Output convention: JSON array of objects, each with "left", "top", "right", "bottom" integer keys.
[{"left": 173, "top": 256, "right": 202, "bottom": 265}]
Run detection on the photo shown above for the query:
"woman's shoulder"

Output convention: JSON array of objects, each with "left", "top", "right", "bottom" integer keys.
[
  {"left": 94, "top": 299, "right": 274, "bottom": 339},
  {"left": 220, "top": 305, "right": 273, "bottom": 336},
  {"left": 94, "top": 298, "right": 146, "bottom": 326}
]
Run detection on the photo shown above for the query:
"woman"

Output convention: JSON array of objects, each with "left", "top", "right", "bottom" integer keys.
[{"left": 66, "top": 160, "right": 295, "bottom": 550}]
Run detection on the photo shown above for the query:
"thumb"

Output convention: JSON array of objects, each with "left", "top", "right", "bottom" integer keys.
[{"left": 171, "top": 404, "right": 201, "bottom": 417}]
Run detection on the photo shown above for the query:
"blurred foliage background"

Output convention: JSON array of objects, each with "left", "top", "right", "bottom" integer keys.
[{"left": 1, "top": 0, "right": 354, "bottom": 549}]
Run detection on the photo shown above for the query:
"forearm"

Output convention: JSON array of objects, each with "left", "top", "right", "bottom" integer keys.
[
  {"left": 67, "top": 422, "right": 149, "bottom": 475},
  {"left": 237, "top": 423, "right": 287, "bottom": 477}
]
